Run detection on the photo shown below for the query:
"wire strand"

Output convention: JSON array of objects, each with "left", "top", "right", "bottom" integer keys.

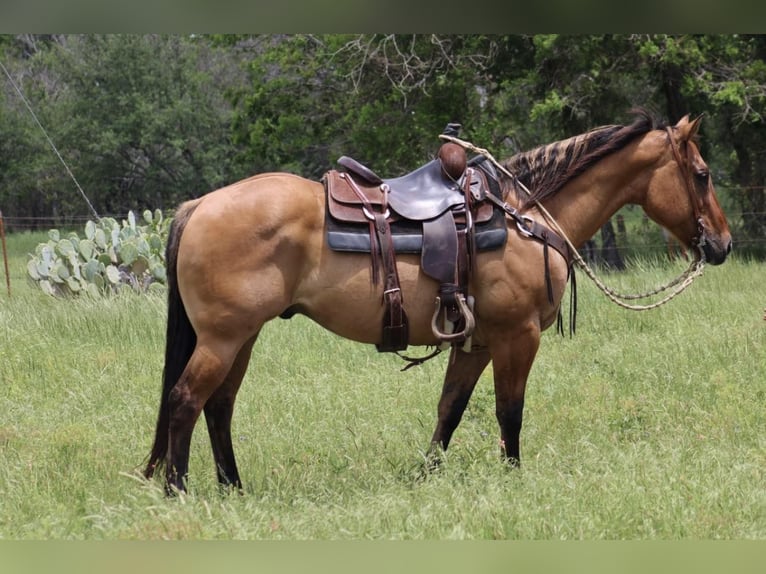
[{"left": 1, "top": 59, "right": 100, "bottom": 221}]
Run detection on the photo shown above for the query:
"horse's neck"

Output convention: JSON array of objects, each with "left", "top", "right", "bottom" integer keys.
[{"left": 535, "top": 135, "right": 661, "bottom": 248}]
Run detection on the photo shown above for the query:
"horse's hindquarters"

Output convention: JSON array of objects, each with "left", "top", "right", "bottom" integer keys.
[{"left": 176, "top": 174, "right": 328, "bottom": 342}]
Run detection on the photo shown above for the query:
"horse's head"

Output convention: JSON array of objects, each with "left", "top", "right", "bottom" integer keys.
[{"left": 644, "top": 115, "right": 732, "bottom": 265}]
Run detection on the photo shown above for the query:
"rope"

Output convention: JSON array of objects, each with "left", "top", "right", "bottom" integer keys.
[
  {"left": 1, "top": 60, "right": 100, "bottom": 221},
  {"left": 439, "top": 134, "right": 705, "bottom": 311}
]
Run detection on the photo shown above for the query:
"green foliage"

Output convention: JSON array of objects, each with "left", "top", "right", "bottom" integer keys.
[
  {"left": 1, "top": 34, "right": 240, "bottom": 221},
  {"left": 530, "top": 90, "right": 566, "bottom": 122},
  {"left": 228, "top": 35, "right": 497, "bottom": 178},
  {"left": 26, "top": 210, "right": 169, "bottom": 297}
]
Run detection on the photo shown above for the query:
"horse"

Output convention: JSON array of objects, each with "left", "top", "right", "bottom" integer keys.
[{"left": 144, "top": 110, "right": 731, "bottom": 493}]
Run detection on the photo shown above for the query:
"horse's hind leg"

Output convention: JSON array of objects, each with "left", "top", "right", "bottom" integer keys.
[
  {"left": 428, "top": 346, "right": 491, "bottom": 465},
  {"left": 166, "top": 338, "right": 241, "bottom": 493},
  {"left": 203, "top": 334, "right": 258, "bottom": 491}
]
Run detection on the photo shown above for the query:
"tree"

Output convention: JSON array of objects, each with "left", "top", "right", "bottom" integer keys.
[
  {"left": 1, "top": 35, "right": 71, "bottom": 223},
  {"left": 227, "top": 34, "right": 500, "bottom": 178},
  {"left": 1, "top": 34, "right": 242, "bottom": 223},
  {"left": 52, "top": 34, "right": 239, "bottom": 213},
  {"left": 3, "top": 34, "right": 765, "bottom": 257},
  {"left": 485, "top": 34, "right": 766, "bottom": 259}
]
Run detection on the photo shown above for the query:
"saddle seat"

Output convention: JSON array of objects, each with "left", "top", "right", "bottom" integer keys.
[{"left": 337, "top": 155, "right": 465, "bottom": 221}]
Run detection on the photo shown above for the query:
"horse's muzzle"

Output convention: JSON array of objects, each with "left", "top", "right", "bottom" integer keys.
[{"left": 701, "top": 234, "right": 732, "bottom": 266}]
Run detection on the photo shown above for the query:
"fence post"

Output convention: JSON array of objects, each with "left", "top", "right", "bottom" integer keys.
[{"left": 0, "top": 210, "right": 10, "bottom": 298}]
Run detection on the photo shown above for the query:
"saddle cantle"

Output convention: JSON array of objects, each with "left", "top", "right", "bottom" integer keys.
[{"left": 323, "top": 136, "right": 508, "bottom": 354}]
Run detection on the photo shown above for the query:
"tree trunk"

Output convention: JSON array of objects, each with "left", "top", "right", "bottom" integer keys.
[{"left": 599, "top": 219, "right": 625, "bottom": 270}]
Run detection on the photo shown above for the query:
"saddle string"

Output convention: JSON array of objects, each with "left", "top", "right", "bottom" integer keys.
[
  {"left": 439, "top": 134, "right": 706, "bottom": 312},
  {"left": 396, "top": 347, "right": 443, "bottom": 372}
]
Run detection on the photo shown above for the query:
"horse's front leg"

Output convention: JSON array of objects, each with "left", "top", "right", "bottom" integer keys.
[
  {"left": 490, "top": 323, "right": 541, "bottom": 465},
  {"left": 427, "top": 346, "right": 491, "bottom": 466}
]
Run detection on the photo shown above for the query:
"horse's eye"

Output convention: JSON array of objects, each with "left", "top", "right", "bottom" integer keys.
[{"left": 694, "top": 170, "right": 710, "bottom": 185}]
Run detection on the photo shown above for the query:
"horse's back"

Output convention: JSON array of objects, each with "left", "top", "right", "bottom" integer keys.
[{"left": 180, "top": 173, "right": 325, "bottom": 262}]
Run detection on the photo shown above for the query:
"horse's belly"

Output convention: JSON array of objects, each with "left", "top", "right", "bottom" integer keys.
[{"left": 295, "top": 253, "right": 443, "bottom": 347}]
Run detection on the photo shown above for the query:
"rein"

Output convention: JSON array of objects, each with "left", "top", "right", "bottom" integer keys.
[{"left": 439, "top": 133, "right": 706, "bottom": 312}]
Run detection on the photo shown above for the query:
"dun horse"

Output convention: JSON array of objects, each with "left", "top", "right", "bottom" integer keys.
[{"left": 145, "top": 111, "right": 731, "bottom": 492}]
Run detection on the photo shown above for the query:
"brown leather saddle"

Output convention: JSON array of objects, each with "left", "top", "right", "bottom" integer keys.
[{"left": 323, "top": 138, "right": 507, "bottom": 353}]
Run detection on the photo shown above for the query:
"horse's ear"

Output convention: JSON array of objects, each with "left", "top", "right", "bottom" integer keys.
[
  {"left": 673, "top": 113, "right": 703, "bottom": 141},
  {"left": 688, "top": 114, "right": 704, "bottom": 138}
]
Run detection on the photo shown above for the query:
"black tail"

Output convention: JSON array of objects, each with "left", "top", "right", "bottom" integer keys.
[{"left": 144, "top": 201, "right": 201, "bottom": 479}]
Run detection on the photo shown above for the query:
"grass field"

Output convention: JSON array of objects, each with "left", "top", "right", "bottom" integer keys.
[{"left": 0, "top": 230, "right": 764, "bottom": 540}]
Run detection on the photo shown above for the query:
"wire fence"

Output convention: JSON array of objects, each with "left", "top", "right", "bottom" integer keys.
[{"left": 0, "top": 214, "right": 113, "bottom": 230}]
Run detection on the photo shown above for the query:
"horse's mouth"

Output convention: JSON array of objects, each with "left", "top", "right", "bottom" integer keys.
[{"left": 701, "top": 235, "right": 732, "bottom": 266}]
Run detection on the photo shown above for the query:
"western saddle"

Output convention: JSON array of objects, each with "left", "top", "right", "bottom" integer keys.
[{"left": 323, "top": 125, "right": 572, "bottom": 355}]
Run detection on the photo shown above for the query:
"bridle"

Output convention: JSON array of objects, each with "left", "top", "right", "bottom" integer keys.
[{"left": 665, "top": 126, "right": 708, "bottom": 259}]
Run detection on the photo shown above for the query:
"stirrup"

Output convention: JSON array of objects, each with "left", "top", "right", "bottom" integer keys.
[{"left": 431, "top": 293, "right": 476, "bottom": 343}]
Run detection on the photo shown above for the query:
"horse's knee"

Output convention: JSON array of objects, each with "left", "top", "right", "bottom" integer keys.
[{"left": 171, "top": 347, "right": 234, "bottom": 416}]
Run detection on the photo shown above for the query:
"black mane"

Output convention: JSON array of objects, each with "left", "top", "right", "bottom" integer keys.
[{"left": 504, "top": 109, "right": 664, "bottom": 208}]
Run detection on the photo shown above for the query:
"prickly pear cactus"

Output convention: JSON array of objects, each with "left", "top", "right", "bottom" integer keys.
[{"left": 27, "top": 209, "right": 169, "bottom": 297}]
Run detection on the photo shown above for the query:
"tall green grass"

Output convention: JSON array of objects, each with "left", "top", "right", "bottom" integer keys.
[{"left": 0, "top": 231, "right": 763, "bottom": 539}]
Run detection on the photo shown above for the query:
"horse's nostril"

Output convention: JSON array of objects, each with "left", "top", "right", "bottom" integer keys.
[{"left": 727, "top": 240, "right": 733, "bottom": 254}]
